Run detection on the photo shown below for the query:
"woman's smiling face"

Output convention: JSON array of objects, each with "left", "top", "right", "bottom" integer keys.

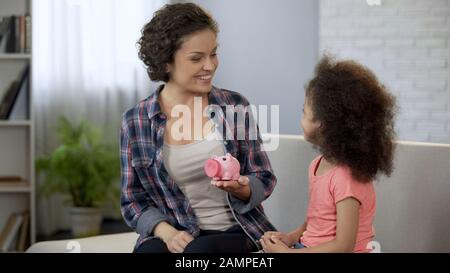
[{"left": 167, "top": 28, "right": 219, "bottom": 94}]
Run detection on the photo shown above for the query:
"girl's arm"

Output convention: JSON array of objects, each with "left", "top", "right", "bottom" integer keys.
[
  {"left": 287, "top": 222, "right": 307, "bottom": 245},
  {"left": 262, "top": 222, "right": 307, "bottom": 247},
  {"left": 293, "top": 197, "right": 359, "bottom": 253},
  {"left": 261, "top": 197, "right": 359, "bottom": 253}
]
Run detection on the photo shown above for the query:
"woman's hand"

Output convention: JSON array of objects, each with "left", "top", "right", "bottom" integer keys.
[
  {"left": 260, "top": 235, "right": 291, "bottom": 253},
  {"left": 211, "top": 175, "right": 251, "bottom": 201},
  {"left": 164, "top": 229, "right": 194, "bottom": 253},
  {"left": 261, "top": 231, "right": 294, "bottom": 247},
  {"left": 154, "top": 221, "right": 194, "bottom": 253}
]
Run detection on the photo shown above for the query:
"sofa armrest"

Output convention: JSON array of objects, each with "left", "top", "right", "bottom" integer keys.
[{"left": 26, "top": 232, "right": 139, "bottom": 253}]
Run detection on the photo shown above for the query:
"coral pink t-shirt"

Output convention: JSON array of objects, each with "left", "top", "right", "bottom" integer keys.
[{"left": 300, "top": 155, "right": 376, "bottom": 253}]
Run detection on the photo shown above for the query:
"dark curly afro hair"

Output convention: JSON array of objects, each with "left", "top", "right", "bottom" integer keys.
[
  {"left": 138, "top": 3, "right": 219, "bottom": 82},
  {"left": 306, "top": 55, "right": 397, "bottom": 183}
]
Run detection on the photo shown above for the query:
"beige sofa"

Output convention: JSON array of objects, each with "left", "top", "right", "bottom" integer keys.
[{"left": 27, "top": 134, "right": 450, "bottom": 253}]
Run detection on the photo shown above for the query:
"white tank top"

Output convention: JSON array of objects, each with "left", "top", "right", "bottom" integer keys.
[{"left": 162, "top": 131, "right": 236, "bottom": 231}]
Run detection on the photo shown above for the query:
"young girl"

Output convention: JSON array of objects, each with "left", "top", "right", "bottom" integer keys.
[{"left": 260, "top": 55, "right": 397, "bottom": 253}]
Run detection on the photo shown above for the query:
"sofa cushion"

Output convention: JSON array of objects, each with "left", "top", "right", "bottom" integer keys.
[{"left": 26, "top": 232, "right": 138, "bottom": 253}]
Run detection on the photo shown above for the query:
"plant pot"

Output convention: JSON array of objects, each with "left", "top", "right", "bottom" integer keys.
[{"left": 69, "top": 207, "right": 102, "bottom": 238}]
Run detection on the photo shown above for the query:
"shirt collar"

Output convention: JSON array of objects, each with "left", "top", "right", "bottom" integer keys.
[
  {"left": 146, "top": 85, "right": 226, "bottom": 120},
  {"left": 146, "top": 84, "right": 164, "bottom": 120}
]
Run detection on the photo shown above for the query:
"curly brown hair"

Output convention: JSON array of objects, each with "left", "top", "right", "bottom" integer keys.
[
  {"left": 137, "top": 3, "right": 219, "bottom": 82},
  {"left": 305, "top": 55, "right": 397, "bottom": 183}
]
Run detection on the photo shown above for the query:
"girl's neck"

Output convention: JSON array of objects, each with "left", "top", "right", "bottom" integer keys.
[
  {"left": 321, "top": 156, "right": 336, "bottom": 167},
  {"left": 315, "top": 155, "right": 337, "bottom": 176}
]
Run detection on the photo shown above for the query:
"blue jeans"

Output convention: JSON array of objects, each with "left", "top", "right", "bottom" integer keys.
[{"left": 293, "top": 242, "right": 306, "bottom": 249}]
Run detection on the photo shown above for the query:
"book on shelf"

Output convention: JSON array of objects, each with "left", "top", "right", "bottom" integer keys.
[
  {"left": 0, "top": 14, "right": 31, "bottom": 54},
  {"left": 0, "top": 64, "right": 29, "bottom": 120},
  {"left": 0, "top": 176, "right": 28, "bottom": 188},
  {"left": 8, "top": 73, "right": 29, "bottom": 120},
  {"left": 25, "top": 15, "right": 31, "bottom": 54},
  {"left": 17, "top": 211, "right": 30, "bottom": 252},
  {"left": 0, "top": 16, "right": 11, "bottom": 51},
  {"left": 0, "top": 212, "right": 24, "bottom": 252},
  {"left": 5, "top": 15, "right": 16, "bottom": 53},
  {"left": 0, "top": 176, "right": 22, "bottom": 182},
  {"left": 0, "top": 30, "right": 11, "bottom": 53}
]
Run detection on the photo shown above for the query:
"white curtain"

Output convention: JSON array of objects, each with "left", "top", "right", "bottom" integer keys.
[{"left": 33, "top": 0, "right": 168, "bottom": 236}]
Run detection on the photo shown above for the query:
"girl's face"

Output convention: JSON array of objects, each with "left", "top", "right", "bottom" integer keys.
[
  {"left": 301, "top": 96, "right": 322, "bottom": 145},
  {"left": 167, "top": 28, "right": 219, "bottom": 94}
]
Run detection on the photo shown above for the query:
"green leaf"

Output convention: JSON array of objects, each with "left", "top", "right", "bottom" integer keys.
[{"left": 35, "top": 115, "right": 120, "bottom": 209}]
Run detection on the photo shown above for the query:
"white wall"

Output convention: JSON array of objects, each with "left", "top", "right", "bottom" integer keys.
[
  {"left": 183, "top": 0, "right": 319, "bottom": 135},
  {"left": 320, "top": 0, "right": 450, "bottom": 144}
]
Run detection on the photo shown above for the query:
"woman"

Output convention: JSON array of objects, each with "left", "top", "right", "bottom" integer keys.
[{"left": 120, "top": 2, "right": 277, "bottom": 253}]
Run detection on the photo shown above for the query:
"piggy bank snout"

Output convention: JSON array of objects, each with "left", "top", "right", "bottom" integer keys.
[{"left": 204, "top": 159, "right": 221, "bottom": 178}]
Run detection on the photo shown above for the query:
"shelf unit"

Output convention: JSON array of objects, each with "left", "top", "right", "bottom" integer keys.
[
  {"left": 0, "top": 54, "right": 31, "bottom": 60},
  {"left": 0, "top": 120, "right": 32, "bottom": 126},
  {"left": 0, "top": 0, "right": 35, "bottom": 251}
]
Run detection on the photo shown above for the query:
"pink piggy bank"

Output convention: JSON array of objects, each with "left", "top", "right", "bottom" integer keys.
[{"left": 204, "top": 153, "right": 241, "bottom": 181}]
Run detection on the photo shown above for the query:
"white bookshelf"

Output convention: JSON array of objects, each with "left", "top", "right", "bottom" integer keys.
[
  {"left": 0, "top": 54, "right": 31, "bottom": 60},
  {"left": 0, "top": 120, "right": 32, "bottom": 126},
  {"left": 0, "top": 185, "right": 31, "bottom": 193},
  {"left": 0, "top": 0, "right": 35, "bottom": 251}
]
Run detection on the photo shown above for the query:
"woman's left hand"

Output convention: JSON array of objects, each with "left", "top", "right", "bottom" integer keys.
[{"left": 211, "top": 175, "right": 251, "bottom": 201}]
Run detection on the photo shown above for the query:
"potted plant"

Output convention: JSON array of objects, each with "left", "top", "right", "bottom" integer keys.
[{"left": 36, "top": 116, "right": 120, "bottom": 237}]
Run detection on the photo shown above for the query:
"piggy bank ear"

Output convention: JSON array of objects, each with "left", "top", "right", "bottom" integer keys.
[
  {"left": 212, "top": 155, "right": 218, "bottom": 160},
  {"left": 225, "top": 153, "right": 231, "bottom": 159}
]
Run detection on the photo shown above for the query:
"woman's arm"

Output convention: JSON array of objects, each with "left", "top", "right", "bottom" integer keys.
[
  {"left": 261, "top": 198, "right": 359, "bottom": 253},
  {"left": 212, "top": 136, "right": 276, "bottom": 210},
  {"left": 211, "top": 176, "right": 251, "bottom": 201},
  {"left": 218, "top": 98, "right": 277, "bottom": 213},
  {"left": 153, "top": 221, "right": 194, "bottom": 253},
  {"left": 121, "top": 114, "right": 194, "bottom": 253},
  {"left": 120, "top": 114, "right": 168, "bottom": 236}
]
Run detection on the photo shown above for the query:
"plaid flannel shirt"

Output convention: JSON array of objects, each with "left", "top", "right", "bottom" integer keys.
[{"left": 120, "top": 85, "right": 277, "bottom": 250}]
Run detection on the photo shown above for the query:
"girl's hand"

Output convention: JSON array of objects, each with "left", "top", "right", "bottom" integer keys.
[
  {"left": 260, "top": 235, "right": 291, "bottom": 253},
  {"left": 262, "top": 231, "right": 293, "bottom": 247},
  {"left": 210, "top": 176, "right": 251, "bottom": 201}
]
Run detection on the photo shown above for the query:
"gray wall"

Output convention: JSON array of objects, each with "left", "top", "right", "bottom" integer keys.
[
  {"left": 320, "top": 0, "right": 450, "bottom": 144},
  {"left": 182, "top": 0, "right": 319, "bottom": 135}
]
